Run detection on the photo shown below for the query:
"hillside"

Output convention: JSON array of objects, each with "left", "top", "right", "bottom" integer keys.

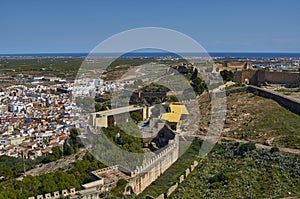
[
  {"left": 170, "top": 140, "right": 300, "bottom": 199},
  {"left": 199, "top": 91, "right": 300, "bottom": 149}
]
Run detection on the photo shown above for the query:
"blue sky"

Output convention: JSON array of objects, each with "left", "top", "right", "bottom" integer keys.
[{"left": 1, "top": 0, "right": 300, "bottom": 53}]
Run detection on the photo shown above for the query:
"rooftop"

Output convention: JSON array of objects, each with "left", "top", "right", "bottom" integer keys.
[
  {"left": 93, "top": 105, "right": 144, "bottom": 117},
  {"left": 91, "top": 166, "right": 130, "bottom": 185}
]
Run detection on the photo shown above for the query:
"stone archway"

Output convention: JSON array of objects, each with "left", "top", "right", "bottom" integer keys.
[{"left": 124, "top": 184, "right": 135, "bottom": 195}]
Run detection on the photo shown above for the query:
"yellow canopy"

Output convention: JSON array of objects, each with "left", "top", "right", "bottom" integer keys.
[
  {"left": 161, "top": 112, "right": 181, "bottom": 123},
  {"left": 169, "top": 104, "right": 189, "bottom": 115}
]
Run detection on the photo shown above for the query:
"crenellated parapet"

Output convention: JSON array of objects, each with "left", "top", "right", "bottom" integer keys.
[
  {"left": 132, "top": 134, "right": 179, "bottom": 177},
  {"left": 28, "top": 188, "right": 76, "bottom": 199},
  {"left": 126, "top": 134, "right": 179, "bottom": 195}
]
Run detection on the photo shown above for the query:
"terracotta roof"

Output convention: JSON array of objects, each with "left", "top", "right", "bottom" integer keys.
[
  {"left": 5, "top": 144, "right": 15, "bottom": 150},
  {"left": 21, "top": 141, "right": 38, "bottom": 147}
]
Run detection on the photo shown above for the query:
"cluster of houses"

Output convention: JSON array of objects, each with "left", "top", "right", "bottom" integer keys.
[
  {"left": 0, "top": 76, "right": 138, "bottom": 160},
  {"left": 0, "top": 84, "right": 76, "bottom": 159},
  {"left": 72, "top": 78, "right": 134, "bottom": 97}
]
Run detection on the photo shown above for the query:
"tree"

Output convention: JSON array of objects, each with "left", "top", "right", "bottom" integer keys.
[
  {"left": 270, "top": 146, "right": 280, "bottom": 153},
  {"left": 70, "top": 128, "right": 79, "bottom": 140},
  {"left": 190, "top": 68, "right": 198, "bottom": 80},
  {"left": 52, "top": 146, "right": 62, "bottom": 159},
  {"left": 220, "top": 70, "right": 234, "bottom": 82},
  {"left": 236, "top": 142, "right": 256, "bottom": 156},
  {"left": 63, "top": 142, "right": 74, "bottom": 156},
  {"left": 42, "top": 154, "right": 56, "bottom": 163},
  {"left": 2, "top": 166, "right": 13, "bottom": 178},
  {"left": 168, "top": 96, "right": 179, "bottom": 102},
  {"left": 150, "top": 104, "right": 161, "bottom": 119},
  {"left": 75, "top": 97, "right": 94, "bottom": 113},
  {"left": 191, "top": 77, "right": 207, "bottom": 95},
  {"left": 68, "top": 128, "right": 83, "bottom": 153},
  {"left": 130, "top": 112, "right": 142, "bottom": 124},
  {"left": 95, "top": 103, "right": 107, "bottom": 112}
]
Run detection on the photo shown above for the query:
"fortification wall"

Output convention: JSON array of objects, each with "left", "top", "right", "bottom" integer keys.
[
  {"left": 125, "top": 135, "right": 179, "bottom": 195},
  {"left": 145, "top": 160, "right": 199, "bottom": 199},
  {"left": 225, "top": 86, "right": 248, "bottom": 96},
  {"left": 28, "top": 188, "right": 77, "bottom": 199},
  {"left": 264, "top": 71, "right": 300, "bottom": 85},
  {"left": 214, "top": 85, "right": 300, "bottom": 120},
  {"left": 234, "top": 70, "right": 300, "bottom": 86},
  {"left": 248, "top": 85, "right": 300, "bottom": 115}
]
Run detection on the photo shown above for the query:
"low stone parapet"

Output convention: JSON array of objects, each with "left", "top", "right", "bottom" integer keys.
[
  {"left": 165, "top": 183, "right": 178, "bottom": 197},
  {"left": 179, "top": 174, "right": 185, "bottom": 183}
]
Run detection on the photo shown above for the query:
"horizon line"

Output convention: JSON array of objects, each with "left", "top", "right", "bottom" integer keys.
[{"left": 1, "top": 51, "right": 300, "bottom": 55}]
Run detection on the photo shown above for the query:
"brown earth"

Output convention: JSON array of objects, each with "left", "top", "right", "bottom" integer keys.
[{"left": 198, "top": 92, "right": 300, "bottom": 149}]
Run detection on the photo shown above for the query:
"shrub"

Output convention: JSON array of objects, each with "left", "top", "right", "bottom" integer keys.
[
  {"left": 270, "top": 147, "right": 280, "bottom": 153},
  {"left": 236, "top": 142, "right": 256, "bottom": 155},
  {"left": 116, "top": 179, "right": 128, "bottom": 186}
]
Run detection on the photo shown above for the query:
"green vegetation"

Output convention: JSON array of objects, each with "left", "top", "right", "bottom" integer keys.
[
  {"left": 102, "top": 125, "right": 143, "bottom": 153},
  {"left": 191, "top": 77, "right": 207, "bottom": 95},
  {"left": 75, "top": 97, "right": 94, "bottom": 113},
  {"left": 0, "top": 128, "right": 83, "bottom": 178},
  {"left": 225, "top": 82, "right": 243, "bottom": 90},
  {"left": 63, "top": 128, "right": 83, "bottom": 156},
  {"left": 0, "top": 57, "right": 83, "bottom": 78},
  {"left": 0, "top": 155, "right": 37, "bottom": 178},
  {"left": 276, "top": 86, "right": 300, "bottom": 95},
  {"left": 270, "top": 146, "right": 280, "bottom": 153},
  {"left": 149, "top": 104, "right": 161, "bottom": 119},
  {"left": 215, "top": 92, "right": 300, "bottom": 149},
  {"left": 0, "top": 152, "right": 106, "bottom": 199},
  {"left": 130, "top": 112, "right": 143, "bottom": 124},
  {"left": 110, "top": 179, "right": 129, "bottom": 198},
  {"left": 170, "top": 141, "right": 300, "bottom": 199},
  {"left": 135, "top": 139, "right": 300, "bottom": 199},
  {"left": 86, "top": 124, "right": 144, "bottom": 170},
  {"left": 220, "top": 70, "right": 234, "bottom": 82},
  {"left": 95, "top": 102, "right": 108, "bottom": 112},
  {"left": 0, "top": 57, "right": 159, "bottom": 80},
  {"left": 0, "top": 128, "right": 82, "bottom": 178},
  {"left": 41, "top": 146, "right": 62, "bottom": 163},
  {"left": 140, "top": 83, "right": 170, "bottom": 93},
  {"left": 235, "top": 142, "right": 256, "bottom": 156},
  {"left": 168, "top": 96, "right": 179, "bottom": 102},
  {"left": 277, "top": 135, "right": 300, "bottom": 149}
]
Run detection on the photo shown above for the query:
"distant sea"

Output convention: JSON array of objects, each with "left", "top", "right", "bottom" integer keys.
[{"left": 0, "top": 52, "right": 300, "bottom": 58}]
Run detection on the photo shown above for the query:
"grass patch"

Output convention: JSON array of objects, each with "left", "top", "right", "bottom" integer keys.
[{"left": 225, "top": 82, "right": 243, "bottom": 90}]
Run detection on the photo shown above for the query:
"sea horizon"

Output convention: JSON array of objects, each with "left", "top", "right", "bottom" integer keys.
[{"left": 0, "top": 52, "right": 300, "bottom": 59}]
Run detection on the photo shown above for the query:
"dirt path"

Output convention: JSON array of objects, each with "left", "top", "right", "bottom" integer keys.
[
  {"left": 221, "top": 136, "right": 300, "bottom": 155},
  {"left": 119, "top": 66, "right": 145, "bottom": 81},
  {"left": 18, "top": 149, "right": 87, "bottom": 179},
  {"left": 184, "top": 134, "right": 300, "bottom": 156}
]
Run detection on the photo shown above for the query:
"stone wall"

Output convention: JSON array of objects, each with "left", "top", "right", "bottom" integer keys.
[
  {"left": 264, "top": 71, "right": 300, "bottom": 85},
  {"left": 126, "top": 135, "right": 180, "bottom": 195},
  {"left": 225, "top": 86, "right": 248, "bottom": 96},
  {"left": 248, "top": 85, "right": 300, "bottom": 115},
  {"left": 234, "top": 70, "right": 300, "bottom": 86},
  {"left": 165, "top": 183, "right": 178, "bottom": 198},
  {"left": 29, "top": 188, "right": 76, "bottom": 199},
  {"left": 221, "top": 85, "right": 300, "bottom": 116},
  {"left": 145, "top": 160, "right": 199, "bottom": 199}
]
